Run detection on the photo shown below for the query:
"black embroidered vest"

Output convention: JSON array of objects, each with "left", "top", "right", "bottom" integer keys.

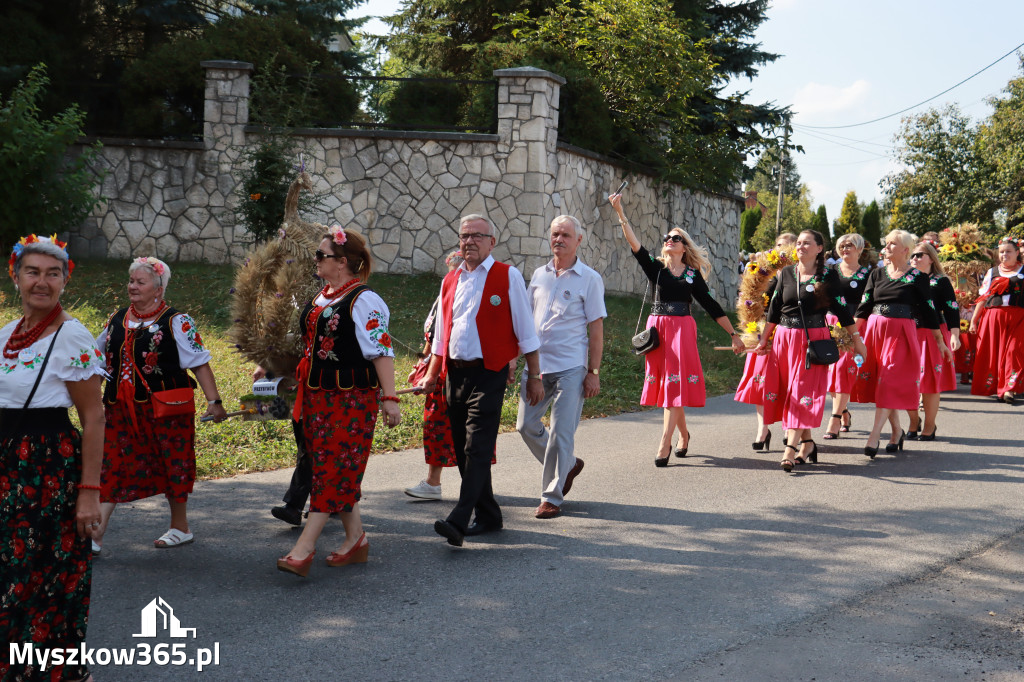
[
  {"left": 103, "top": 307, "right": 196, "bottom": 404},
  {"left": 986, "top": 267, "right": 1024, "bottom": 308},
  {"left": 300, "top": 285, "right": 380, "bottom": 391}
]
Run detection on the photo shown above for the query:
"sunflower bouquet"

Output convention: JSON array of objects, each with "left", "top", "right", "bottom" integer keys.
[
  {"left": 736, "top": 246, "right": 798, "bottom": 346},
  {"left": 937, "top": 222, "right": 992, "bottom": 310}
]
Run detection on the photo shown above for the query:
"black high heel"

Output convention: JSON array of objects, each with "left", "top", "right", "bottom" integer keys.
[
  {"left": 655, "top": 452, "right": 669, "bottom": 467},
  {"left": 919, "top": 426, "right": 937, "bottom": 441},
  {"left": 864, "top": 440, "right": 878, "bottom": 459},
  {"left": 885, "top": 429, "right": 906, "bottom": 453},
  {"left": 840, "top": 409, "right": 852, "bottom": 432},
  {"left": 675, "top": 431, "right": 690, "bottom": 458},
  {"left": 907, "top": 413, "right": 921, "bottom": 440},
  {"left": 781, "top": 444, "right": 797, "bottom": 472},
  {"left": 823, "top": 414, "right": 841, "bottom": 440},
  {"left": 801, "top": 438, "right": 818, "bottom": 464},
  {"left": 751, "top": 430, "right": 772, "bottom": 452}
]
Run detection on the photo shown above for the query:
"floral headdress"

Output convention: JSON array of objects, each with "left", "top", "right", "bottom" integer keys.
[
  {"left": 444, "top": 250, "right": 463, "bottom": 268},
  {"left": 328, "top": 224, "right": 347, "bottom": 247},
  {"left": 998, "top": 236, "right": 1024, "bottom": 250},
  {"left": 134, "top": 256, "right": 167, "bottom": 276},
  {"left": 8, "top": 234, "right": 75, "bottom": 278}
]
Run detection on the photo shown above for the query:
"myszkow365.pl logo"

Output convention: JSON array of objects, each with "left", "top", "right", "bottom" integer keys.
[{"left": 9, "top": 597, "right": 221, "bottom": 673}]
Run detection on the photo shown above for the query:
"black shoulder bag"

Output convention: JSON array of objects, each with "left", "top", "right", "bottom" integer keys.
[
  {"left": 21, "top": 323, "right": 65, "bottom": 409},
  {"left": 798, "top": 293, "right": 839, "bottom": 369},
  {"left": 631, "top": 269, "right": 661, "bottom": 355}
]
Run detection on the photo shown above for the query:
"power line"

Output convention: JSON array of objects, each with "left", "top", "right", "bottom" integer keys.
[
  {"left": 797, "top": 128, "right": 892, "bottom": 159},
  {"left": 799, "top": 40, "right": 1024, "bottom": 130},
  {"left": 793, "top": 126, "right": 895, "bottom": 150}
]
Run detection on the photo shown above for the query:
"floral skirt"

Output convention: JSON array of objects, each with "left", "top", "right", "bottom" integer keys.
[
  {"left": 423, "top": 386, "right": 457, "bottom": 468},
  {"left": 302, "top": 388, "right": 378, "bottom": 513},
  {"left": 763, "top": 325, "right": 831, "bottom": 430},
  {"left": 1, "top": 411, "right": 91, "bottom": 681},
  {"left": 955, "top": 331, "right": 976, "bottom": 374},
  {"left": 851, "top": 315, "right": 922, "bottom": 410},
  {"left": 971, "top": 305, "right": 1024, "bottom": 397},
  {"left": 641, "top": 314, "right": 705, "bottom": 408},
  {"left": 101, "top": 399, "right": 196, "bottom": 503},
  {"left": 918, "top": 324, "right": 956, "bottom": 394},
  {"left": 734, "top": 349, "right": 769, "bottom": 406},
  {"left": 825, "top": 313, "right": 859, "bottom": 394}
]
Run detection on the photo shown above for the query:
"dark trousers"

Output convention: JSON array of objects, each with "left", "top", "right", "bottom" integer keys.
[
  {"left": 444, "top": 364, "right": 508, "bottom": 531},
  {"left": 282, "top": 419, "right": 311, "bottom": 510}
]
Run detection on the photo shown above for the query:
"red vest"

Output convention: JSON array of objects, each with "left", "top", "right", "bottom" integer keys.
[{"left": 440, "top": 261, "right": 520, "bottom": 371}]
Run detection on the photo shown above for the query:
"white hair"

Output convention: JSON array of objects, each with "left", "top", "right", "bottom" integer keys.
[
  {"left": 13, "top": 239, "right": 71, "bottom": 278},
  {"left": 460, "top": 214, "right": 498, "bottom": 238},
  {"left": 129, "top": 257, "right": 172, "bottom": 292},
  {"left": 551, "top": 214, "right": 583, "bottom": 238}
]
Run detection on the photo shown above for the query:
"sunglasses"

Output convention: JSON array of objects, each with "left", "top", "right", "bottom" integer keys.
[
  {"left": 314, "top": 249, "right": 341, "bottom": 262},
  {"left": 910, "top": 253, "right": 927, "bottom": 259},
  {"left": 662, "top": 234, "right": 685, "bottom": 244}
]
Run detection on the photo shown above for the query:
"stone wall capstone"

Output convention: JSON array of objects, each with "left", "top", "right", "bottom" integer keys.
[{"left": 73, "top": 62, "right": 742, "bottom": 299}]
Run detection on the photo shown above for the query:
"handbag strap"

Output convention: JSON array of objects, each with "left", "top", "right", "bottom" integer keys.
[
  {"left": 22, "top": 322, "right": 64, "bottom": 410},
  {"left": 795, "top": 267, "right": 814, "bottom": 344},
  {"left": 634, "top": 268, "right": 662, "bottom": 336}
]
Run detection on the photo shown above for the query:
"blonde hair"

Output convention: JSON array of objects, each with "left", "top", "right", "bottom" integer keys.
[
  {"left": 659, "top": 227, "right": 711, "bottom": 279},
  {"left": 885, "top": 229, "right": 917, "bottom": 251},
  {"left": 914, "top": 241, "right": 946, "bottom": 277},
  {"left": 775, "top": 233, "right": 797, "bottom": 248},
  {"left": 836, "top": 233, "right": 865, "bottom": 252}
]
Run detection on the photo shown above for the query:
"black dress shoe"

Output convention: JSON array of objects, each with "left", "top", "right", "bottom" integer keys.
[
  {"left": 433, "top": 519, "right": 464, "bottom": 546},
  {"left": 465, "top": 521, "right": 503, "bottom": 536},
  {"left": 271, "top": 505, "right": 303, "bottom": 526}
]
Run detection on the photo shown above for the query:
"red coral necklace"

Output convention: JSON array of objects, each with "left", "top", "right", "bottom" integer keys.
[
  {"left": 3, "top": 304, "right": 64, "bottom": 359},
  {"left": 130, "top": 300, "right": 167, "bottom": 322},
  {"left": 321, "top": 278, "right": 359, "bottom": 300}
]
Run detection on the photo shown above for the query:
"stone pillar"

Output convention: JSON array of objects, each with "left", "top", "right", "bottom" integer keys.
[{"left": 493, "top": 67, "right": 566, "bottom": 269}]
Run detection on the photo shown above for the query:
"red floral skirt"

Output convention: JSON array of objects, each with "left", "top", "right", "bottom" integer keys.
[
  {"left": 1, "top": 415, "right": 91, "bottom": 681},
  {"left": 763, "top": 325, "right": 832, "bottom": 430},
  {"left": 955, "top": 331, "right": 975, "bottom": 373},
  {"left": 851, "top": 315, "right": 922, "bottom": 410},
  {"left": 641, "top": 314, "right": 705, "bottom": 408},
  {"left": 734, "top": 349, "right": 769, "bottom": 406},
  {"left": 423, "top": 386, "right": 457, "bottom": 467},
  {"left": 825, "top": 313, "right": 859, "bottom": 394},
  {"left": 302, "top": 388, "right": 378, "bottom": 513},
  {"left": 971, "top": 305, "right": 1024, "bottom": 397},
  {"left": 918, "top": 324, "right": 956, "bottom": 394},
  {"left": 101, "top": 399, "right": 196, "bottom": 503}
]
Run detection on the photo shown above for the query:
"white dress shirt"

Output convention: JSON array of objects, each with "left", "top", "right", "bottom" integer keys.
[
  {"left": 528, "top": 257, "right": 607, "bottom": 374},
  {"left": 431, "top": 255, "right": 540, "bottom": 360}
]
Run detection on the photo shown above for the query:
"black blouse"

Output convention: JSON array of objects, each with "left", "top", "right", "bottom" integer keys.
[
  {"left": 766, "top": 265, "right": 855, "bottom": 327},
  {"left": 928, "top": 275, "right": 960, "bottom": 330},
  {"left": 854, "top": 267, "right": 940, "bottom": 329},
  {"left": 632, "top": 246, "right": 726, "bottom": 318},
  {"left": 833, "top": 264, "right": 873, "bottom": 318}
]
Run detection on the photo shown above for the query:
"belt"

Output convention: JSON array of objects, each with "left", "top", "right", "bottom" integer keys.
[
  {"left": 650, "top": 301, "right": 691, "bottom": 317},
  {"left": 872, "top": 303, "right": 913, "bottom": 319},
  {"left": 779, "top": 313, "right": 825, "bottom": 329},
  {"left": 0, "top": 407, "right": 72, "bottom": 439},
  {"left": 448, "top": 358, "right": 484, "bottom": 369}
]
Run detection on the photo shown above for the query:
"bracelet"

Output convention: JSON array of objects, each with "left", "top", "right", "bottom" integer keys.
[
  {"left": 380, "top": 395, "right": 401, "bottom": 403},
  {"left": 528, "top": 374, "right": 542, "bottom": 380},
  {"left": 729, "top": 332, "right": 738, "bottom": 337},
  {"left": 207, "top": 399, "right": 222, "bottom": 406},
  {"left": 77, "top": 484, "right": 101, "bottom": 491}
]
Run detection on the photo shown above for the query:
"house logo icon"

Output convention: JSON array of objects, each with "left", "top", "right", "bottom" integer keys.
[{"left": 133, "top": 597, "right": 197, "bottom": 639}]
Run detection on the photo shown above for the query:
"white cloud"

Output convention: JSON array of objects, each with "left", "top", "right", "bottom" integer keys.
[{"left": 793, "top": 80, "right": 871, "bottom": 119}]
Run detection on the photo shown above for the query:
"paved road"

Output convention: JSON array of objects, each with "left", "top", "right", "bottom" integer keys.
[{"left": 86, "top": 385, "right": 1024, "bottom": 681}]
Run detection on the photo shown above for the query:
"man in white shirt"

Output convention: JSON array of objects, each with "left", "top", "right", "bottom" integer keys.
[
  {"left": 418, "top": 214, "right": 543, "bottom": 546},
  {"left": 517, "top": 215, "right": 606, "bottom": 519}
]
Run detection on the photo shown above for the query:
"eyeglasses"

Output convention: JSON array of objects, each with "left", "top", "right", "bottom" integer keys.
[
  {"left": 837, "top": 243, "right": 856, "bottom": 250},
  {"left": 662, "top": 234, "right": 684, "bottom": 244},
  {"left": 314, "top": 249, "right": 341, "bottom": 262},
  {"left": 910, "top": 253, "right": 927, "bottom": 259},
  {"left": 459, "top": 232, "right": 491, "bottom": 242}
]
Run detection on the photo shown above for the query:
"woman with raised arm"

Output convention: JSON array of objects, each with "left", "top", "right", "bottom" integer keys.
[
  {"left": 969, "top": 236, "right": 1024, "bottom": 404},
  {"left": 851, "top": 230, "right": 951, "bottom": 458},
  {"left": 609, "top": 192, "right": 744, "bottom": 467},
  {"left": 754, "top": 230, "right": 867, "bottom": 471}
]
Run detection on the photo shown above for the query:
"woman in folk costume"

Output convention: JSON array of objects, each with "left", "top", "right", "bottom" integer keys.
[
  {"left": 94, "top": 257, "right": 227, "bottom": 551},
  {"left": 969, "top": 236, "right": 1024, "bottom": 404},
  {"left": 276, "top": 227, "right": 401, "bottom": 577}
]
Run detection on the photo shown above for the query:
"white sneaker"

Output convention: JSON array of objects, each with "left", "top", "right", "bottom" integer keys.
[{"left": 404, "top": 480, "right": 442, "bottom": 500}]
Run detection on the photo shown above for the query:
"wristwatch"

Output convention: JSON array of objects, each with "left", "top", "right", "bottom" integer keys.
[
  {"left": 528, "top": 374, "right": 542, "bottom": 380},
  {"left": 588, "top": 368, "right": 599, "bottom": 375},
  {"left": 208, "top": 399, "right": 222, "bottom": 406}
]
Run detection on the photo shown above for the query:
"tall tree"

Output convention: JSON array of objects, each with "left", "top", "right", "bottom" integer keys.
[
  {"left": 861, "top": 200, "right": 881, "bottom": 249},
  {"left": 881, "top": 104, "right": 997, "bottom": 236},
  {"left": 977, "top": 57, "right": 1024, "bottom": 233},
  {"left": 740, "top": 207, "right": 761, "bottom": 252},
  {"left": 745, "top": 146, "right": 802, "bottom": 203},
  {"left": 810, "top": 204, "right": 828, "bottom": 239},
  {"left": 835, "top": 191, "right": 862, "bottom": 236}
]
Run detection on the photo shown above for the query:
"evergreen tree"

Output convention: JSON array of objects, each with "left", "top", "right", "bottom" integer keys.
[
  {"left": 740, "top": 208, "right": 762, "bottom": 252},
  {"left": 810, "top": 204, "right": 829, "bottom": 239},
  {"left": 836, "top": 191, "right": 861, "bottom": 236},
  {"left": 861, "top": 200, "right": 881, "bottom": 250},
  {"left": 745, "top": 146, "right": 802, "bottom": 203}
]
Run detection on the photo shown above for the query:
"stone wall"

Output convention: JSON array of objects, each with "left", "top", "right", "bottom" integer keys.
[{"left": 74, "top": 62, "right": 742, "bottom": 298}]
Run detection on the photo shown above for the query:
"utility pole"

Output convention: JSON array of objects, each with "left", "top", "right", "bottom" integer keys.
[{"left": 774, "top": 116, "right": 791, "bottom": 238}]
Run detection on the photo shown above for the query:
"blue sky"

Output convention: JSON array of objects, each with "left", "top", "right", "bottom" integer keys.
[{"left": 353, "top": 0, "right": 1024, "bottom": 221}]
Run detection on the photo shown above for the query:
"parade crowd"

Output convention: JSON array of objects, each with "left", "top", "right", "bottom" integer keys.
[{"left": 2, "top": 195, "right": 1022, "bottom": 680}]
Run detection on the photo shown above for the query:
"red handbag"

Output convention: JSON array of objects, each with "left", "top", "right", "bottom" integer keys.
[{"left": 151, "top": 388, "right": 196, "bottom": 418}]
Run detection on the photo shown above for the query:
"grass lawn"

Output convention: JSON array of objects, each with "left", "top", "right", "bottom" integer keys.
[{"left": 1, "top": 259, "right": 745, "bottom": 479}]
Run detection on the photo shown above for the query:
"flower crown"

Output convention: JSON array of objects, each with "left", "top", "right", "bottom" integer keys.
[
  {"left": 999, "top": 236, "right": 1023, "bottom": 250},
  {"left": 444, "top": 250, "right": 463, "bottom": 268},
  {"left": 134, "top": 256, "right": 167, "bottom": 276},
  {"left": 328, "top": 225, "right": 347, "bottom": 246},
  {"left": 8, "top": 234, "right": 75, "bottom": 278}
]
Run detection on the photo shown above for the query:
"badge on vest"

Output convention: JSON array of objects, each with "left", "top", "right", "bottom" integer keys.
[
  {"left": 490, "top": 295, "right": 501, "bottom": 306},
  {"left": 18, "top": 348, "right": 35, "bottom": 363},
  {"left": 148, "top": 324, "right": 160, "bottom": 333},
  {"left": 850, "top": 281, "right": 858, "bottom": 288},
  {"left": 323, "top": 306, "right": 333, "bottom": 318}
]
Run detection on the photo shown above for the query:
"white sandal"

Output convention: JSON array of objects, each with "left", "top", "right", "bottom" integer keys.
[
  {"left": 154, "top": 528, "right": 194, "bottom": 548},
  {"left": 91, "top": 540, "right": 102, "bottom": 555}
]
